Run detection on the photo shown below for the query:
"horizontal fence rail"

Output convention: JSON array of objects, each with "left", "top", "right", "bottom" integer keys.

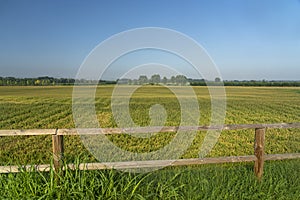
[
  {"left": 0, "top": 122, "right": 299, "bottom": 180},
  {"left": 1, "top": 154, "right": 300, "bottom": 174},
  {"left": 1, "top": 122, "right": 299, "bottom": 136}
]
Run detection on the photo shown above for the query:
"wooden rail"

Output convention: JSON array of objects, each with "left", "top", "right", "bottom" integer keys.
[
  {"left": 1, "top": 154, "right": 300, "bottom": 174},
  {"left": 0, "top": 122, "right": 300, "bottom": 179},
  {"left": 1, "top": 122, "right": 299, "bottom": 136}
]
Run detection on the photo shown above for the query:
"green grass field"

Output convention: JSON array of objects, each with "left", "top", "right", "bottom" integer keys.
[
  {"left": 1, "top": 160, "right": 299, "bottom": 199},
  {"left": 0, "top": 86, "right": 299, "bottom": 199}
]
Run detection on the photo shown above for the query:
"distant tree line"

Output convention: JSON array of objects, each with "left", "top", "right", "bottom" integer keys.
[
  {"left": 0, "top": 76, "right": 116, "bottom": 86},
  {"left": 224, "top": 80, "right": 300, "bottom": 87},
  {"left": 119, "top": 75, "right": 300, "bottom": 87},
  {"left": 0, "top": 76, "right": 299, "bottom": 87},
  {"left": 190, "top": 79, "right": 300, "bottom": 87},
  {"left": 117, "top": 74, "right": 189, "bottom": 86}
]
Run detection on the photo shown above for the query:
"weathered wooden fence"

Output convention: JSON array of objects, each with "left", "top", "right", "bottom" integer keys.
[{"left": 1, "top": 122, "right": 300, "bottom": 180}]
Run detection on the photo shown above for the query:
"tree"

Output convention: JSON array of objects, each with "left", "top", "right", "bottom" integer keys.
[
  {"left": 138, "top": 75, "right": 148, "bottom": 85},
  {"left": 215, "top": 77, "right": 221, "bottom": 82},
  {"left": 175, "top": 75, "right": 188, "bottom": 85},
  {"left": 170, "top": 76, "right": 176, "bottom": 84},
  {"left": 41, "top": 79, "right": 50, "bottom": 85},
  {"left": 150, "top": 74, "right": 161, "bottom": 84},
  {"left": 35, "top": 79, "right": 41, "bottom": 85},
  {"left": 162, "top": 76, "right": 168, "bottom": 85}
]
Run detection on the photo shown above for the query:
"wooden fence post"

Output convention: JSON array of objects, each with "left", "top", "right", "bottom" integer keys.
[
  {"left": 254, "top": 128, "right": 265, "bottom": 180},
  {"left": 52, "top": 130, "right": 64, "bottom": 177}
]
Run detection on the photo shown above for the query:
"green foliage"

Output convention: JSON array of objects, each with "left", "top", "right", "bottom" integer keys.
[
  {"left": 1, "top": 76, "right": 299, "bottom": 86},
  {"left": 190, "top": 80, "right": 300, "bottom": 87},
  {"left": 138, "top": 75, "right": 148, "bottom": 85},
  {"left": 150, "top": 74, "right": 161, "bottom": 84},
  {"left": 0, "top": 76, "right": 116, "bottom": 86}
]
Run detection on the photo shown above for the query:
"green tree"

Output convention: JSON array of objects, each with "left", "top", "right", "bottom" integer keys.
[
  {"left": 170, "top": 76, "right": 176, "bottom": 84},
  {"left": 35, "top": 80, "right": 41, "bottom": 85},
  {"left": 162, "top": 76, "right": 168, "bottom": 85},
  {"left": 175, "top": 75, "right": 188, "bottom": 85},
  {"left": 138, "top": 75, "right": 148, "bottom": 85},
  {"left": 150, "top": 74, "right": 161, "bottom": 84},
  {"left": 215, "top": 77, "right": 221, "bottom": 82}
]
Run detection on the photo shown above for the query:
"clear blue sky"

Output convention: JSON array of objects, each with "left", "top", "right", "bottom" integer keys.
[{"left": 0, "top": 0, "right": 300, "bottom": 80}]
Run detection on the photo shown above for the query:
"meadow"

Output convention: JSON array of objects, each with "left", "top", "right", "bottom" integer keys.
[{"left": 0, "top": 86, "right": 299, "bottom": 199}]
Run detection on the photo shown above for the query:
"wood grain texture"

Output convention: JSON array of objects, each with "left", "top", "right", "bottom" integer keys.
[
  {"left": 0, "top": 129, "right": 56, "bottom": 136},
  {"left": 254, "top": 128, "right": 265, "bottom": 180},
  {"left": 0, "top": 122, "right": 299, "bottom": 136},
  {"left": 1, "top": 153, "right": 299, "bottom": 173},
  {"left": 52, "top": 134, "right": 64, "bottom": 174}
]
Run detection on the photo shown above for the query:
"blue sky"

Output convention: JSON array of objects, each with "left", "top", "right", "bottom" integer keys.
[{"left": 0, "top": 0, "right": 300, "bottom": 80}]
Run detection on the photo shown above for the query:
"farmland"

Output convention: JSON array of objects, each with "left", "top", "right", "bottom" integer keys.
[{"left": 0, "top": 86, "right": 300, "bottom": 199}]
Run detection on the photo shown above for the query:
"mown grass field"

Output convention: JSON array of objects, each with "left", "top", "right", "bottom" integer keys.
[{"left": 0, "top": 86, "right": 299, "bottom": 199}]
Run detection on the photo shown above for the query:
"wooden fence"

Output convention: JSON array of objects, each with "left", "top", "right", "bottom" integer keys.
[{"left": 1, "top": 122, "right": 300, "bottom": 180}]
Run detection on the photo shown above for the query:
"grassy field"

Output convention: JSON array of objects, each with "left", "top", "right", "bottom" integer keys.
[
  {"left": 1, "top": 160, "right": 299, "bottom": 199},
  {"left": 0, "top": 86, "right": 299, "bottom": 199}
]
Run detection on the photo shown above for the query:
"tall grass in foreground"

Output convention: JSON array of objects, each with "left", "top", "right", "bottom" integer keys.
[{"left": 0, "top": 159, "right": 299, "bottom": 199}]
